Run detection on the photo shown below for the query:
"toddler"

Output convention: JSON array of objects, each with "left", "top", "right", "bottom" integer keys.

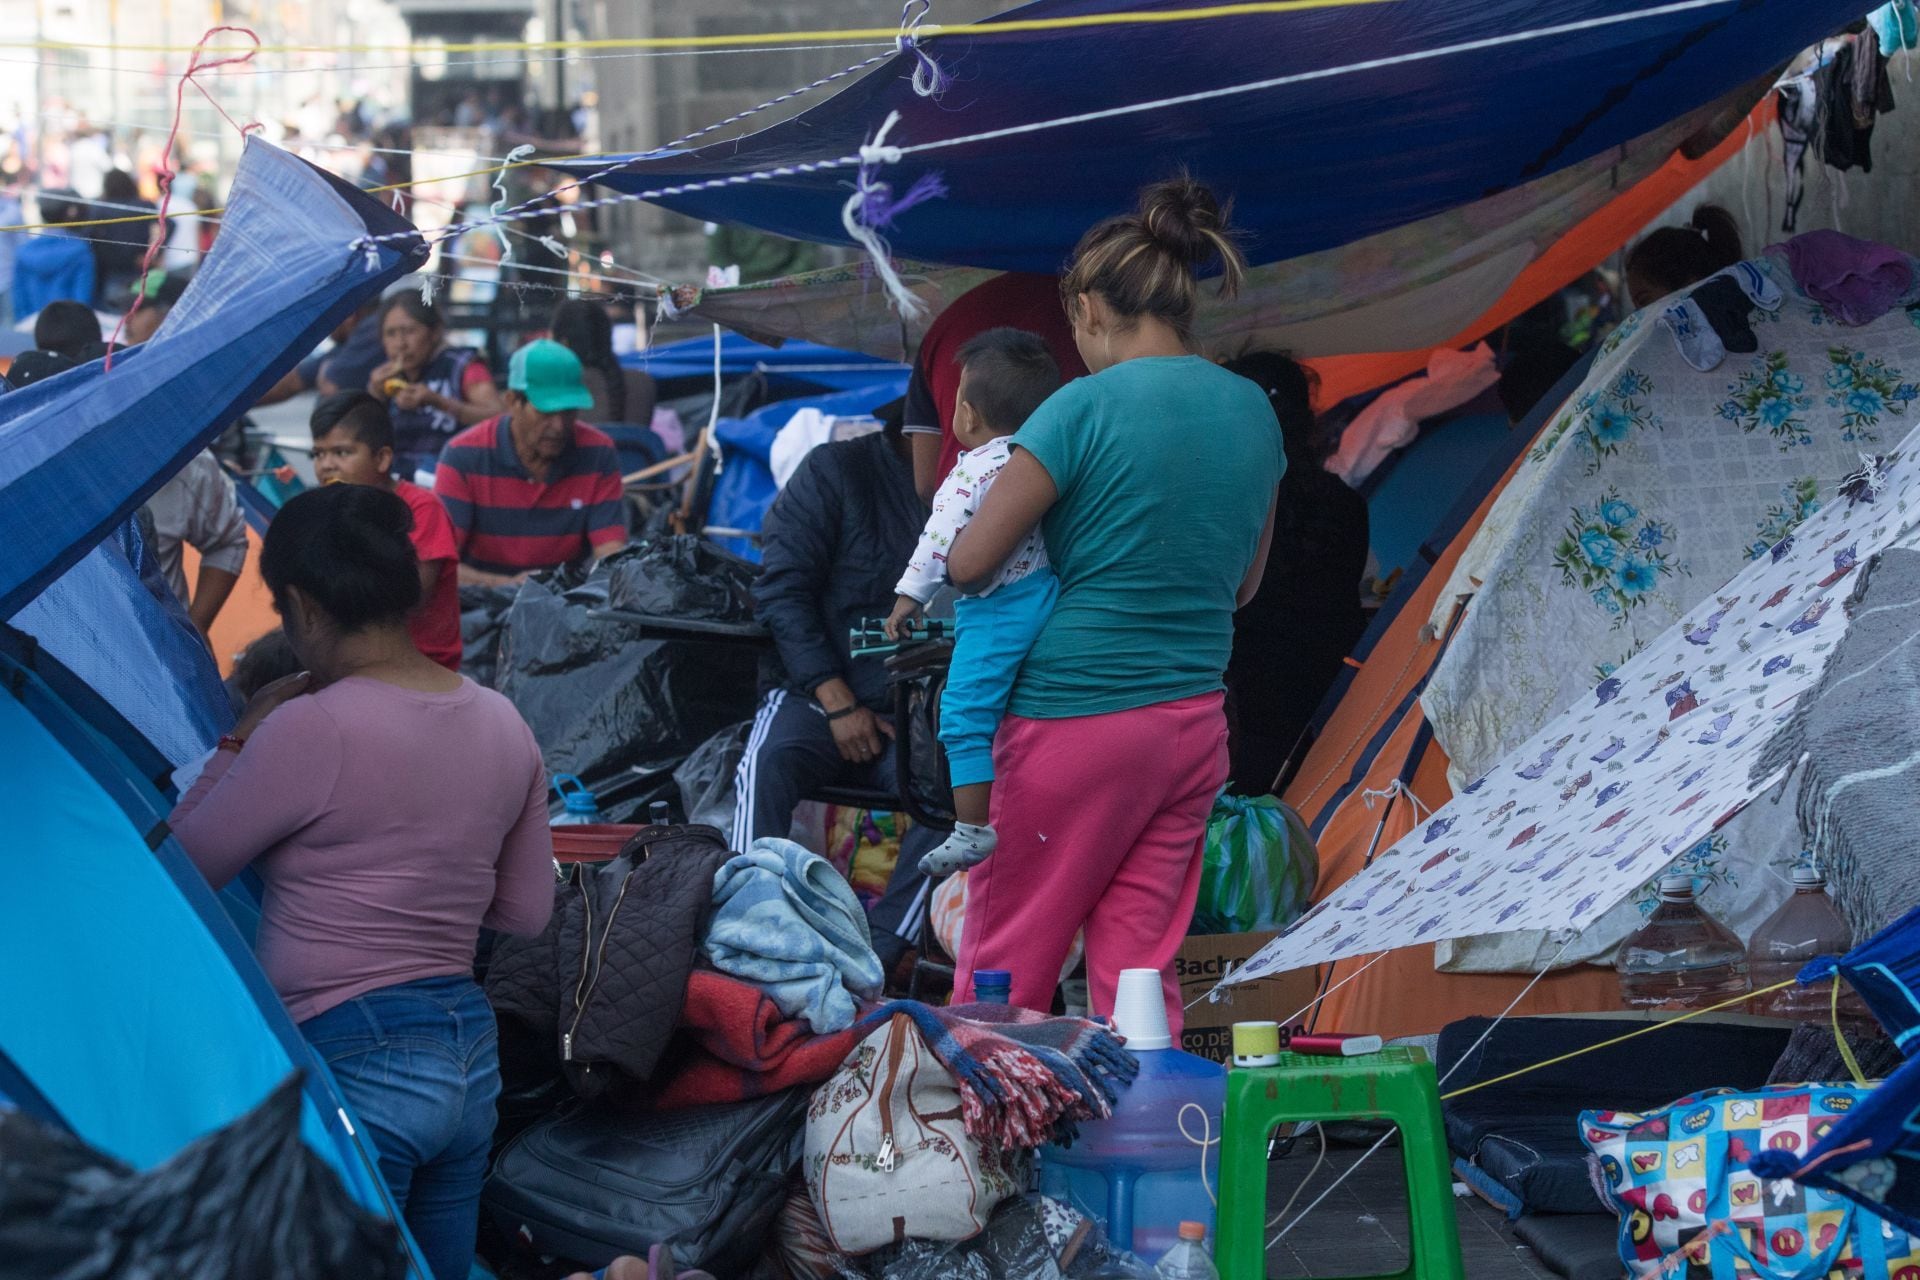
[{"left": 885, "top": 328, "right": 1064, "bottom": 876}]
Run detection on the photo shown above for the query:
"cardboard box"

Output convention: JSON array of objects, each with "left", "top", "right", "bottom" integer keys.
[{"left": 1174, "top": 931, "right": 1319, "bottom": 1064}]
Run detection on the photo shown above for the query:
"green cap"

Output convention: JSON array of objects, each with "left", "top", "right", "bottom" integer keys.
[{"left": 508, "top": 339, "right": 595, "bottom": 413}]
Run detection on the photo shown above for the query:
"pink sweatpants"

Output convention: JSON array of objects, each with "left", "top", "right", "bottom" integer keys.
[{"left": 954, "top": 692, "right": 1228, "bottom": 1034}]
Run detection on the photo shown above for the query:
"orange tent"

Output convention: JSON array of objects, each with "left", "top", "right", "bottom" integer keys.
[{"left": 1257, "top": 101, "right": 1779, "bottom": 1040}]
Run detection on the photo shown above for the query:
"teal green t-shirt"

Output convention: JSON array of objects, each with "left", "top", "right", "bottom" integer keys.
[{"left": 1009, "top": 355, "right": 1285, "bottom": 719}]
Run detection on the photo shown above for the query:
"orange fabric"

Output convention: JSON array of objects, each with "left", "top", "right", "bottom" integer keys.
[
  {"left": 183, "top": 524, "right": 278, "bottom": 677},
  {"left": 1279, "top": 444, "right": 1620, "bottom": 1039},
  {"left": 1307, "top": 98, "right": 1776, "bottom": 409}
]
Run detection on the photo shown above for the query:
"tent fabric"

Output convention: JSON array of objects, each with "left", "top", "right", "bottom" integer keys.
[
  {"left": 1280, "top": 479, "right": 1621, "bottom": 1038},
  {"left": 1235, "top": 421, "right": 1920, "bottom": 984},
  {"left": 1424, "top": 251, "right": 1920, "bottom": 788},
  {"left": 1414, "top": 248, "right": 1920, "bottom": 970},
  {"left": 561, "top": 0, "right": 1860, "bottom": 276},
  {"left": 1277, "top": 357, "right": 1623, "bottom": 1039},
  {"left": 13, "top": 537, "right": 233, "bottom": 766},
  {"left": 0, "top": 138, "right": 424, "bottom": 621},
  {"left": 673, "top": 93, "right": 1769, "bottom": 371},
  {"left": 0, "top": 649, "right": 428, "bottom": 1276}
]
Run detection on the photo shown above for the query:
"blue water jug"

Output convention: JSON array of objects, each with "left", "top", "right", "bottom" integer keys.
[
  {"left": 1040, "top": 968, "right": 1225, "bottom": 1259},
  {"left": 550, "top": 774, "right": 601, "bottom": 826}
]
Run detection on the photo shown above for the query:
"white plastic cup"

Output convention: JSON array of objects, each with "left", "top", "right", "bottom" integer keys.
[{"left": 1110, "top": 967, "right": 1174, "bottom": 1050}]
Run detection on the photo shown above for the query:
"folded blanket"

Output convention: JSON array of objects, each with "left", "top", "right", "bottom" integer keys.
[
  {"left": 702, "top": 837, "right": 884, "bottom": 1033},
  {"left": 649, "top": 970, "right": 864, "bottom": 1110},
  {"left": 651, "top": 973, "right": 1138, "bottom": 1150}
]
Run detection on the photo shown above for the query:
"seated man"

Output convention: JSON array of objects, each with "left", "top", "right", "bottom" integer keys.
[
  {"left": 434, "top": 339, "right": 627, "bottom": 585},
  {"left": 734, "top": 407, "right": 939, "bottom": 967}
]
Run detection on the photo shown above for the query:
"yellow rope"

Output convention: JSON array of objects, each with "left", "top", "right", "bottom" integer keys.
[
  {"left": 1439, "top": 979, "right": 1801, "bottom": 1102},
  {"left": 1832, "top": 973, "right": 1869, "bottom": 1087},
  {"left": 6, "top": 0, "right": 1394, "bottom": 56}
]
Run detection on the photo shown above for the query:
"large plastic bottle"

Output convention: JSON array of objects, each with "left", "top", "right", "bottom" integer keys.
[
  {"left": 1040, "top": 969, "right": 1225, "bottom": 1260},
  {"left": 1748, "top": 867, "right": 1863, "bottom": 1021},
  {"left": 550, "top": 774, "right": 602, "bottom": 827},
  {"left": 1154, "top": 1221, "right": 1220, "bottom": 1280},
  {"left": 1617, "top": 875, "right": 1749, "bottom": 1011}
]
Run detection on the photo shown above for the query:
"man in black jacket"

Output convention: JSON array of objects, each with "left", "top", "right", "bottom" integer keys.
[{"left": 733, "top": 418, "right": 940, "bottom": 954}]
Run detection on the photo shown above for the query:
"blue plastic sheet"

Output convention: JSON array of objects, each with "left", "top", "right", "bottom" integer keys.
[
  {"left": 705, "top": 377, "right": 909, "bottom": 561},
  {"left": 560, "top": 0, "right": 1866, "bottom": 273},
  {"left": 0, "top": 139, "right": 424, "bottom": 619}
]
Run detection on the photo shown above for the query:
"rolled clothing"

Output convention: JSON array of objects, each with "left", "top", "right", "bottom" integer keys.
[
  {"left": 702, "top": 837, "right": 885, "bottom": 1033},
  {"left": 940, "top": 568, "right": 1059, "bottom": 788}
]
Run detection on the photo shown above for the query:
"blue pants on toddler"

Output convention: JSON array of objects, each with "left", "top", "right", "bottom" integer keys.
[{"left": 939, "top": 568, "right": 1058, "bottom": 789}]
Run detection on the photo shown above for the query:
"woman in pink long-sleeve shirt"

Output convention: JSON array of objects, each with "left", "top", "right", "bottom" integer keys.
[{"left": 170, "top": 482, "right": 553, "bottom": 1280}]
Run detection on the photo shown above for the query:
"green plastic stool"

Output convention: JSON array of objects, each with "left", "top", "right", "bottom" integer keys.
[{"left": 1214, "top": 1046, "right": 1464, "bottom": 1280}]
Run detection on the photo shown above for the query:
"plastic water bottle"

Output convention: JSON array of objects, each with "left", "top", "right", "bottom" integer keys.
[
  {"left": 1040, "top": 969, "right": 1225, "bottom": 1259},
  {"left": 551, "top": 774, "right": 601, "bottom": 827},
  {"left": 1748, "top": 866, "right": 1863, "bottom": 1022},
  {"left": 1155, "top": 1222, "right": 1220, "bottom": 1280},
  {"left": 1617, "top": 875, "right": 1749, "bottom": 1011},
  {"left": 973, "top": 969, "right": 1012, "bottom": 1005}
]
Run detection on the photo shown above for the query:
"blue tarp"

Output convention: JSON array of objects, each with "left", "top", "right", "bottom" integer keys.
[
  {"left": 560, "top": 0, "right": 1864, "bottom": 273},
  {"left": 0, "top": 643, "right": 430, "bottom": 1277},
  {"left": 707, "top": 378, "right": 909, "bottom": 561},
  {"left": 0, "top": 138, "right": 424, "bottom": 620},
  {"left": 633, "top": 330, "right": 906, "bottom": 391}
]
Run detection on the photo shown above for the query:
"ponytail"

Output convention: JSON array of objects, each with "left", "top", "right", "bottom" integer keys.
[
  {"left": 1061, "top": 174, "right": 1246, "bottom": 343},
  {"left": 1625, "top": 204, "right": 1746, "bottom": 307}
]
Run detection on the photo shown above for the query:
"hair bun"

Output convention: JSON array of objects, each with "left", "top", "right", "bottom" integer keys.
[{"left": 1136, "top": 175, "right": 1230, "bottom": 269}]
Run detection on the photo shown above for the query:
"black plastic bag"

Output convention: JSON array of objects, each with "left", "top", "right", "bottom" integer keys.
[
  {"left": 495, "top": 545, "right": 756, "bottom": 817},
  {"left": 459, "top": 582, "right": 521, "bottom": 689},
  {"left": 0, "top": 1072, "right": 406, "bottom": 1280},
  {"left": 603, "top": 537, "right": 757, "bottom": 622}
]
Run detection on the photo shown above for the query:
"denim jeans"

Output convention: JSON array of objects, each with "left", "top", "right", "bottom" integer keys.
[{"left": 301, "top": 975, "right": 501, "bottom": 1280}]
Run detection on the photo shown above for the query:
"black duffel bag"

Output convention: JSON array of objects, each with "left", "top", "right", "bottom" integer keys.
[{"left": 483, "top": 1087, "right": 808, "bottom": 1275}]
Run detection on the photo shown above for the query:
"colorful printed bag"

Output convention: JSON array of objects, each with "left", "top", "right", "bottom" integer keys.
[
  {"left": 804, "top": 1012, "right": 1017, "bottom": 1255},
  {"left": 1193, "top": 793, "right": 1318, "bottom": 934},
  {"left": 1581, "top": 1084, "right": 1920, "bottom": 1278}
]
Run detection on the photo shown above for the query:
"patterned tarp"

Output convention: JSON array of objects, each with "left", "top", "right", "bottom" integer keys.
[
  {"left": 1411, "top": 251, "right": 1920, "bottom": 972},
  {"left": 1230, "top": 428, "right": 1920, "bottom": 984}
]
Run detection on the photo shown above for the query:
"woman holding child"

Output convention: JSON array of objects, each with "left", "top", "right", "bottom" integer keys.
[{"left": 945, "top": 177, "right": 1285, "bottom": 1029}]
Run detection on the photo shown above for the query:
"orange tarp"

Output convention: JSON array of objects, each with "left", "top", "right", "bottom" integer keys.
[
  {"left": 1281, "top": 449, "right": 1619, "bottom": 1040},
  {"left": 1308, "top": 98, "right": 1776, "bottom": 409}
]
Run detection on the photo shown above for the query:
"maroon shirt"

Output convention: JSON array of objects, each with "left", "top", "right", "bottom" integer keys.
[
  {"left": 902, "top": 273, "right": 1088, "bottom": 487},
  {"left": 433, "top": 416, "right": 626, "bottom": 574}
]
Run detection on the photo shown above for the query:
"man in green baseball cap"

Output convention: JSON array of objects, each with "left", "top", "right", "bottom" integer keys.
[{"left": 434, "top": 338, "right": 629, "bottom": 586}]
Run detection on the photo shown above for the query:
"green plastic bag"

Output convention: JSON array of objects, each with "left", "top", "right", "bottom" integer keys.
[{"left": 1191, "top": 792, "right": 1319, "bottom": 935}]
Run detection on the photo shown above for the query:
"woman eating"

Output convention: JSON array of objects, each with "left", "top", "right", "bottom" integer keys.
[
  {"left": 169, "top": 483, "right": 554, "bottom": 1280},
  {"left": 368, "top": 292, "right": 504, "bottom": 479},
  {"left": 945, "top": 176, "right": 1284, "bottom": 1031}
]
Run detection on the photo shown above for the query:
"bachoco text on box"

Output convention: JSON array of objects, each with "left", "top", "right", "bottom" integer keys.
[{"left": 1174, "top": 931, "right": 1319, "bottom": 1064}]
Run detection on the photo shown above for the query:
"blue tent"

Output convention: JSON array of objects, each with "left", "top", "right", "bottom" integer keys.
[
  {"left": 633, "top": 330, "right": 906, "bottom": 393},
  {"left": 0, "top": 137, "right": 425, "bottom": 619},
  {"left": 0, "top": 138, "right": 430, "bottom": 1274},
  {"left": 558, "top": 0, "right": 1866, "bottom": 273}
]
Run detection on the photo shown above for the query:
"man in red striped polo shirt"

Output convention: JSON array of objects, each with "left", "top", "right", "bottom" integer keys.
[{"left": 434, "top": 339, "right": 628, "bottom": 585}]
